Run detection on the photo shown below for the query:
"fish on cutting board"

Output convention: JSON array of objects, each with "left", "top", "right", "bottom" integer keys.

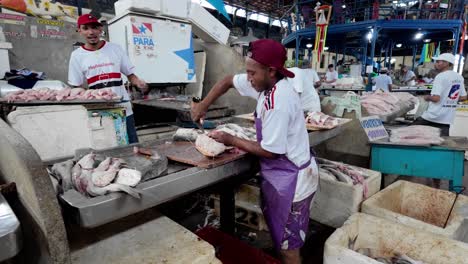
[{"left": 195, "top": 134, "right": 226, "bottom": 157}]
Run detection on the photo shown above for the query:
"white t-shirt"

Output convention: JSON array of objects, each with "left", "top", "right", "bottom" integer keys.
[
  {"left": 402, "top": 70, "right": 416, "bottom": 86},
  {"left": 287, "top": 67, "right": 321, "bottom": 112},
  {"left": 233, "top": 74, "right": 318, "bottom": 202},
  {"left": 373, "top": 74, "right": 392, "bottom": 92},
  {"left": 326, "top": 70, "right": 338, "bottom": 82},
  {"left": 422, "top": 70, "right": 467, "bottom": 125},
  {"left": 68, "top": 41, "right": 135, "bottom": 116}
]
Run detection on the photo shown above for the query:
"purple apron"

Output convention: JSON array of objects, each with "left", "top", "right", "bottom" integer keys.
[{"left": 255, "top": 113, "right": 311, "bottom": 250}]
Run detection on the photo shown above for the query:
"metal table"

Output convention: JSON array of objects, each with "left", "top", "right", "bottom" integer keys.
[
  {"left": 370, "top": 137, "right": 468, "bottom": 191},
  {"left": 59, "top": 154, "right": 254, "bottom": 229},
  {"left": 0, "top": 193, "right": 22, "bottom": 261},
  {"left": 319, "top": 87, "right": 365, "bottom": 96}
]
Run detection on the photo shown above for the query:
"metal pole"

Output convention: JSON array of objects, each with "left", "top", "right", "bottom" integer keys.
[
  {"left": 412, "top": 45, "right": 417, "bottom": 71},
  {"left": 295, "top": 35, "right": 300, "bottom": 66},
  {"left": 389, "top": 40, "right": 394, "bottom": 70},
  {"left": 367, "top": 27, "right": 379, "bottom": 91},
  {"left": 363, "top": 38, "right": 368, "bottom": 75},
  {"left": 453, "top": 27, "right": 460, "bottom": 55}
]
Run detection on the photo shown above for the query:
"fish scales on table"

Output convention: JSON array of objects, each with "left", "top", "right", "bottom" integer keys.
[{"left": 316, "top": 158, "right": 369, "bottom": 198}]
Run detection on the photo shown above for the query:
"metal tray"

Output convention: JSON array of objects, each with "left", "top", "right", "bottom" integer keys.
[{"left": 0, "top": 99, "right": 124, "bottom": 106}]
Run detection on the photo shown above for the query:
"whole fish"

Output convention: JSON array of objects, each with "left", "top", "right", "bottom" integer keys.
[
  {"left": 50, "top": 159, "right": 75, "bottom": 192},
  {"left": 72, "top": 154, "right": 140, "bottom": 198}
]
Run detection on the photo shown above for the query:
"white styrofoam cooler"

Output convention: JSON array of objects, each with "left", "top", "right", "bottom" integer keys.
[
  {"left": 188, "top": 2, "right": 230, "bottom": 45},
  {"left": 362, "top": 180, "right": 468, "bottom": 242},
  {"left": 114, "top": 0, "right": 161, "bottom": 16},
  {"left": 109, "top": 12, "right": 196, "bottom": 84},
  {"left": 7, "top": 106, "right": 128, "bottom": 160},
  {"left": 450, "top": 104, "right": 468, "bottom": 137},
  {"left": 310, "top": 161, "right": 381, "bottom": 228},
  {"left": 114, "top": 0, "right": 189, "bottom": 19},
  {"left": 324, "top": 213, "right": 468, "bottom": 264}
]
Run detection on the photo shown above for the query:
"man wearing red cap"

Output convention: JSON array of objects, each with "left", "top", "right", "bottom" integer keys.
[
  {"left": 192, "top": 39, "right": 318, "bottom": 264},
  {"left": 68, "top": 14, "right": 147, "bottom": 143}
]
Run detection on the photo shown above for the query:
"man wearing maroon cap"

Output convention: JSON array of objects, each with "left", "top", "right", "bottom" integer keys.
[
  {"left": 68, "top": 14, "right": 147, "bottom": 143},
  {"left": 192, "top": 39, "right": 318, "bottom": 263}
]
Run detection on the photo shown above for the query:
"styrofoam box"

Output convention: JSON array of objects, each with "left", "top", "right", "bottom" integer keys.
[
  {"left": 160, "top": 0, "right": 190, "bottom": 19},
  {"left": 310, "top": 161, "right": 381, "bottom": 228},
  {"left": 324, "top": 213, "right": 468, "bottom": 264},
  {"left": 114, "top": 0, "right": 161, "bottom": 16},
  {"left": 7, "top": 105, "right": 93, "bottom": 160},
  {"left": 188, "top": 2, "right": 230, "bottom": 45},
  {"left": 362, "top": 180, "right": 468, "bottom": 242},
  {"left": 212, "top": 183, "right": 269, "bottom": 231},
  {"left": 450, "top": 105, "right": 468, "bottom": 137}
]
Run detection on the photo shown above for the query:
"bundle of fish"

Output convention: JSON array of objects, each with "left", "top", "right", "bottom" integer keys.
[
  {"left": 389, "top": 125, "right": 444, "bottom": 145},
  {"left": 361, "top": 91, "right": 415, "bottom": 116},
  {"left": 316, "top": 158, "right": 369, "bottom": 198},
  {"left": 173, "top": 124, "right": 256, "bottom": 158},
  {"left": 348, "top": 236, "right": 425, "bottom": 264},
  {"left": 4, "top": 87, "right": 121, "bottom": 102},
  {"left": 305, "top": 111, "right": 340, "bottom": 129},
  {"left": 50, "top": 153, "right": 143, "bottom": 198}
]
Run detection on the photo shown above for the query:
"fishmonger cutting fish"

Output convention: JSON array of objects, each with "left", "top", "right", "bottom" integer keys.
[{"left": 191, "top": 39, "right": 318, "bottom": 264}]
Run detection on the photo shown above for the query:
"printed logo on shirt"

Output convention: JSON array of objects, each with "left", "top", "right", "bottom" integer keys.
[
  {"left": 263, "top": 85, "right": 277, "bottom": 111},
  {"left": 448, "top": 84, "right": 461, "bottom": 100}
]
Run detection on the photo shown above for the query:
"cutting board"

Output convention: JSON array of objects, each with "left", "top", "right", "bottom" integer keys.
[
  {"left": 235, "top": 113, "right": 352, "bottom": 131},
  {"left": 154, "top": 142, "right": 248, "bottom": 169}
]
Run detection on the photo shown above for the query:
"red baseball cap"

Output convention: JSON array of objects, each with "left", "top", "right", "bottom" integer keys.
[
  {"left": 247, "top": 39, "right": 294, "bottom": 78},
  {"left": 77, "top": 14, "right": 102, "bottom": 28}
]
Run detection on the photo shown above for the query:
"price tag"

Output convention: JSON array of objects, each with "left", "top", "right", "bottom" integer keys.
[{"left": 360, "top": 116, "right": 389, "bottom": 141}]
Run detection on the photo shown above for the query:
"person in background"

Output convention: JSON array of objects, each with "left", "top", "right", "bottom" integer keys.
[
  {"left": 412, "top": 53, "right": 467, "bottom": 188},
  {"left": 324, "top": 64, "right": 338, "bottom": 83},
  {"left": 400, "top": 65, "right": 416, "bottom": 86},
  {"left": 68, "top": 14, "right": 148, "bottom": 143},
  {"left": 288, "top": 60, "right": 321, "bottom": 112},
  {"left": 372, "top": 67, "right": 393, "bottom": 92},
  {"left": 337, "top": 59, "right": 345, "bottom": 74},
  {"left": 191, "top": 39, "right": 318, "bottom": 264}
]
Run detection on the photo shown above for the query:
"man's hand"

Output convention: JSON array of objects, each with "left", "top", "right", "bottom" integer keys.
[
  {"left": 133, "top": 78, "right": 148, "bottom": 92},
  {"left": 208, "top": 130, "right": 234, "bottom": 145},
  {"left": 191, "top": 100, "right": 207, "bottom": 123}
]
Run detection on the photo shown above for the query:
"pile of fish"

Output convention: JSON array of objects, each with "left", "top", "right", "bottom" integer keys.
[
  {"left": 390, "top": 125, "right": 444, "bottom": 145},
  {"left": 349, "top": 236, "right": 425, "bottom": 264},
  {"left": 316, "top": 158, "right": 369, "bottom": 198},
  {"left": 173, "top": 124, "right": 256, "bottom": 157},
  {"left": 214, "top": 123, "right": 257, "bottom": 141},
  {"left": 50, "top": 153, "right": 143, "bottom": 198},
  {"left": 361, "top": 91, "right": 415, "bottom": 116},
  {"left": 4, "top": 87, "right": 121, "bottom": 102},
  {"left": 305, "top": 111, "right": 340, "bottom": 129}
]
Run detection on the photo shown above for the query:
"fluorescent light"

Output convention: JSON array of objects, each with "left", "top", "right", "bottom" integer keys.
[
  {"left": 391, "top": 58, "right": 396, "bottom": 63},
  {"left": 324, "top": 47, "right": 329, "bottom": 51},
  {"left": 392, "top": 0, "right": 397, "bottom": 3},
  {"left": 342, "top": 5, "right": 346, "bottom": 8},
  {"left": 465, "top": 35, "right": 468, "bottom": 40},
  {"left": 415, "top": 32, "right": 423, "bottom": 39},
  {"left": 366, "top": 31, "right": 373, "bottom": 40},
  {"left": 427, "top": 0, "right": 432, "bottom": 3},
  {"left": 396, "top": 43, "right": 402, "bottom": 48},
  {"left": 306, "top": 43, "right": 313, "bottom": 48},
  {"left": 423, "top": 39, "right": 431, "bottom": 43}
]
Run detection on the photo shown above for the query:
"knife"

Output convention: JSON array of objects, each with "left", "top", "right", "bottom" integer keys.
[{"left": 191, "top": 97, "right": 205, "bottom": 133}]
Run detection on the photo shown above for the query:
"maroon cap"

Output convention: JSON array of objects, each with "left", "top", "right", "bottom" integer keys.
[
  {"left": 77, "top": 14, "right": 102, "bottom": 27},
  {"left": 247, "top": 39, "right": 294, "bottom": 78}
]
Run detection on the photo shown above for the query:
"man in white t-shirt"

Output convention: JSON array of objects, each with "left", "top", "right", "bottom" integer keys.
[
  {"left": 325, "top": 64, "right": 338, "bottom": 84},
  {"left": 400, "top": 65, "right": 416, "bottom": 86},
  {"left": 191, "top": 39, "right": 318, "bottom": 264},
  {"left": 413, "top": 53, "right": 467, "bottom": 188},
  {"left": 68, "top": 14, "right": 147, "bottom": 143},
  {"left": 287, "top": 62, "right": 321, "bottom": 112},
  {"left": 372, "top": 67, "right": 393, "bottom": 92}
]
